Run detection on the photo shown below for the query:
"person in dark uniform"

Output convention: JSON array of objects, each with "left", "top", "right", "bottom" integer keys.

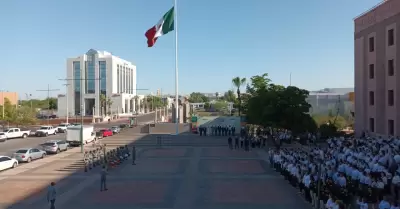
[
  {"left": 234, "top": 137, "right": 239, "bottom": 149},
  {"left": 131, "top": 146, "right": 136, "bottom": 165},
  {"left": 228, "top": 137, "right": 233, "bottom": 149},
  {"left": 244, "top": 137, "right": 250, "bottom": 151}
]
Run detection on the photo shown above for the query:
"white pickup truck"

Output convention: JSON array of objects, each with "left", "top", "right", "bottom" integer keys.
[
  {"left": 56, "top": 123, "right": 72, "bottom": 133},
  {"left": 35, "top": 126, "right": 57, "bottom": 137},
  {"left": 0, "top": 128, "right": 31, "bottom": 139}
]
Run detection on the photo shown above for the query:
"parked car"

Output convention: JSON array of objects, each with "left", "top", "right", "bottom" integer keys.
[
  {"left": 13, "top": 148, "right": 46, "bottom": 163},
  {"left": 0, "top": 128, "right": 31, "bottom": 139},
  {"left": 111, "top": 126, "right": 121, "bottom": 134},
  {"left": 41, "top": 140, "right": 69, "bottom": 154},
  {"left": 35, "top": 126, "right": 57, "bottom": 137},
  {"left": 56, "top": 123, "right": 72, "bottom": 133},
  {"left": 99, "top": 129, "right": 113, "bottom": 137},
  {"left": 0, "top": 156, "right": 18, "bottom": 171},
  {"left": 0, "top": 133, "right": 6, "bottom": 142},
  {"left": 96, "top": 131, "right": 104, "bottom": 139}
]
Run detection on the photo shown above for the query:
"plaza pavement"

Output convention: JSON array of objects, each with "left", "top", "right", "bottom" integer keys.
[{"left": 0, "top": 135, "right": 312, "bottom": 209}]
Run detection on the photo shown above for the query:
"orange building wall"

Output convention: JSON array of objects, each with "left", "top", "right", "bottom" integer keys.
[{"left": 0, "top": 92, "right": 18, "bottom": 105}]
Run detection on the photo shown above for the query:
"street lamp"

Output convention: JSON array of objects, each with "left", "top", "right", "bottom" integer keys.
[{"left": 62, "top": 83, "right": 71, "bottom": 123}]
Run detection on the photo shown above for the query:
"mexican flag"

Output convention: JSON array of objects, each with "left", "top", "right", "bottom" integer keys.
[{"left": 145, "top": 7, "right": 174, "bottom": 47}]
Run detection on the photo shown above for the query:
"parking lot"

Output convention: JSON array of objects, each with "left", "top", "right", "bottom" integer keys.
[{"left": 0, "top": 113, "right": 156, "bottom": 159}]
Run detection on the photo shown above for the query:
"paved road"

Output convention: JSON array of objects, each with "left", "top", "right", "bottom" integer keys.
[
  {"left": 0, "top": 136, "right": 312, "bottom": 209},
  {"left": 0, "top": 113, "right": 156, "bottom": 156}
]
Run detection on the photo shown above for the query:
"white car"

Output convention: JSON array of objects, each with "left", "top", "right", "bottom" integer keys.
[
  {"left": 56, "top": 123, "right": 71, "bottom": 133},
  {"left": 0, "top": 128, "right": 31, "bottom": 140},
  {"left": 0, "top": 156, "right": 18, "bottom": 171},
  {"left": 35, "top": 126, "right": 57, "bottom": 137}
]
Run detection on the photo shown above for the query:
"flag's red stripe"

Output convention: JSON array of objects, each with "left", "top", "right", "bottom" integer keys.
[{"left": 145, "top": 26, "right": 158, "bottom": 47}]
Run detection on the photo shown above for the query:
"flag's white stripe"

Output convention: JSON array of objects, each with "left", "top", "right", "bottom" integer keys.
[{"left": 154, "top": 18, "right": 165, "bottom": 38}]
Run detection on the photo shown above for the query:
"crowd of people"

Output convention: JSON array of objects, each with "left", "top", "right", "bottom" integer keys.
[
  {"left": 198, "top": 124, "right": 236, "bottom": 136},
  {"left": 269, "top": 134, "right": 400, "bottom": 209}
]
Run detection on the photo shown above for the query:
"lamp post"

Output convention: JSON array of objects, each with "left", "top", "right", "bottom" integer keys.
[
  {"left": 25, "top": 93, "right": 33, "bottom": 111},
  {"left": 62, "top": 83, "right": 71, "bottom": 123}
]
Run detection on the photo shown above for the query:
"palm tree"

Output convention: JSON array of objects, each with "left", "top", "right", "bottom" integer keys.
[
  {"left": 100, "top": 94, "right": 107, "bottom": 116},
  {"left": 232, "top": 77, "right": 246, "bottom": 116},
  {"left": 134, "top": 96, "right": 139, "bottom": 112},
  {"left": 106, "top": 97, "right": 113, "bottom": 115}
]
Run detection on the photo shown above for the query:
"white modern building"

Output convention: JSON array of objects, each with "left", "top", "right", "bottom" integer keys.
[{"left": 57, "top": 49, "right": 137, "bottom": 117}]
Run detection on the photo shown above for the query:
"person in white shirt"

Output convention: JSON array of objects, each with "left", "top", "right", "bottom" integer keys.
[
  {"left": 379, "top": 197, "right": 391, "bottom": 209},
  {"left": 356, "top": 197, "right": 368, "bottom": 209},
  {"left": 391, "top": 201, "right": 399, "bottom": 209}
]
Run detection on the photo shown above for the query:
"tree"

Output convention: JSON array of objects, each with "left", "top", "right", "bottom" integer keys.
[
  {"left": 223, "top": 90, "right": 236, "bottom": 103},
  {"left": 232, "top": 77, "right": 246, "bottom": 116},
  {"left": 106, "top": 97, "right": 113, "bottom": 115},
  {"left": 204, "top": 102, "right": 210, "bottom": 110},
  {"left": 245, "top": 74, "right": 315, "bottom": 134},
  {"left": 48, "top": 98, "right": 57, "bottom": 110},
  {"left": 313, "top": 114, "right": 348, "bottom": 131},
  {"left": 188, "top": 92, "right": 209, "bottom": 103},
  {"left": 134, "top": 96, "right": 139, "bottom": 111},
  {"left": 3, "top": 98, "right": 17, "bottom": 124},
  {"left": 213, "top": 101, "right": 228, "bottom": 112},
  {"left": 14, "top": 106, "right": 37, "bottom": 126},
  {"left": 145, "top": 95, "right": 165, "bottom": 110},
  {"left": 100, "top": 94, "right": 107, "bottom": 116}
]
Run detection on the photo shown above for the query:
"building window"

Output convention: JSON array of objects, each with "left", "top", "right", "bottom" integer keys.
[
  {"left": 388, "top": 29, "right": 395, "bottom": 46},
  {"left": 73, "top": 61, "right": 81, "bottom": 115},
  {"left": 99, "top": 61, "right": 106, "bottom": 95},
  {"left": 388, "top": 119, "right": 394, "bottom": 135},
  {"left": 388, "top": 59, "right": 395, "bottom": 76},
  {"left": 369, "top": 64, "right": 375, "bottom": 79},
  {"left": 369, "top": 91, "right": 374, "bottom": 105},
  {"left": 73, "top": 61, "right": 81, "bottom": 92},
  {"left": 388, "top": 90, "right": 394, "bottom": 106},
  {"left": 85, "top": 54, "right": 96, "bottom": 94},
  {"left": 369, "top": 118, "right": 375, "bottom": 132},
  {"left": 369, "top": 37, "right": 375, "bottom": 52}
]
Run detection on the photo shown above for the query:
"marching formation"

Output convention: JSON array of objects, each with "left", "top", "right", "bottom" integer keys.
[
  {"left": 83, "top": 145, "right": 136, "bottom": 173},
  {"left": 270, "top": 135, "right": 400, "bottom": 209},
  {"left": 198, "top": 125, "right": 236, "bottom": 136}
]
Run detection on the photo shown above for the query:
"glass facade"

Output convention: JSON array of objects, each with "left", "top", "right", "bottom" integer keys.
[
  {"left": 73, "top": 61, "right": 81, "bottom": 115},
  {"left": 99, "top": 61, "right": 106, "bottom": 95},
  {"left": 86, "top": 54, "right": 96, "bottom": 93}
]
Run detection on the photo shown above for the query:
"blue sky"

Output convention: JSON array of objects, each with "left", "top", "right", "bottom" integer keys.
[{"left": 0, "top": 0, "right": 381, "bottom": 99}]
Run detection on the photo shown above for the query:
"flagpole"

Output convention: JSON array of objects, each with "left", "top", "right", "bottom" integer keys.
[{"left": 174, "top": 0, "right": 179, "bottom": 135}]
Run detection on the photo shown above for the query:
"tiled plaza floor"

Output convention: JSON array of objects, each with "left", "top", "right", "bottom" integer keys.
[{"left": 3, "top": 146, "right": 311, "bottom": 209}]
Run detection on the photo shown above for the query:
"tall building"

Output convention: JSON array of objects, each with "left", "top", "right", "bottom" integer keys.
[
  {"left": 57, "top": 49, "right": 137, "bottom": 117},
  {"left": 354, "top": 0, "right": 399, "bottom": 136},
  {"left": 0, "top": 92, "right": 18, "bottom": 106}
]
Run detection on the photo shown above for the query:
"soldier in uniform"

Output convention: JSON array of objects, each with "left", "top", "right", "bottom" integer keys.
[{"left": 131, "top": 146, "right": 136, "bottom": 165}]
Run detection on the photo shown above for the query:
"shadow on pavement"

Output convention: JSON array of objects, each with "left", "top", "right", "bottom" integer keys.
[{"left": 1, "top": 112, "right": 164, "bottom": 209}]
